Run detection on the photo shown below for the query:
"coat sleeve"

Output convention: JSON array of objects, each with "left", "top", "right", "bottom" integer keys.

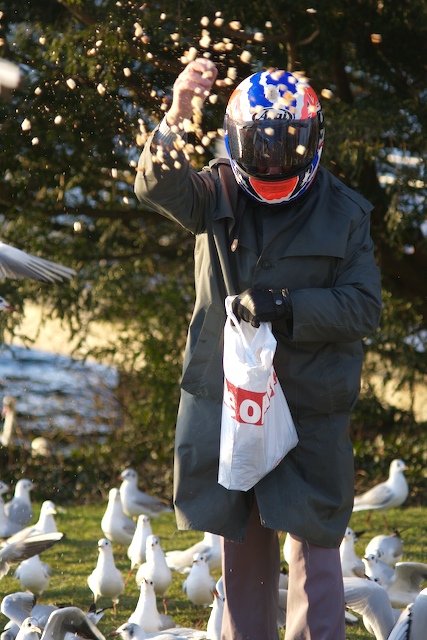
[
  {"left": 277, "top": 211, "right": 382, "bottom": 343},
  {"left": 134, "top": 121, "right": 216, "bottom": 234}
]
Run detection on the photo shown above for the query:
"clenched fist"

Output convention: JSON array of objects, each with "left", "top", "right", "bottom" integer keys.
[{"left": 232, "top": 288, "right": 293, "bottom": 328}]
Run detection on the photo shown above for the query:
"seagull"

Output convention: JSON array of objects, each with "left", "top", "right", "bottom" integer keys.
[
  {"left": 206, "top": 576, "right": 225, "bottom": 640},
  {"left": 87, "top": 538, "right": 124, "bottom": 615},
  {"left": 14, "top": 607, "right": 106, "bottom": 640},
  {"left": 119, "top": 469, "right": 172, "bottom": 519},
  {"left": 182, "top": 553, "right": 216, "bottom": 607},
  {"left": 4, "top": 479, "right": 34, "bottom": 528},
  {"left": 6, "top": 500, "right": 58, "bottom": 544},
  {"left": 0, "top": 531, "right": 64, "bottom": 579},
  {"left": 340, "top": 527, "right": 366, "bottom": 578},
  {"left": 14, "top": 553, "right": 52, "bottom": 596},
  {"left": 165, "top": 532, "right": 222, "bottom": 574},
  {"left": 100, "top": 488, "right": 136, "bottom": 547},
  {"left": 0, "top": 495, "right": 23, "bottom": 538},
  {"left": 353, "top": 459, "right": 409, "bottom": 526},
  {"left": 128, "top": 577, "right": 176, "bottom": 634},
  {"left": 0, "top": 241, "right": 76, "bottom": 284},
  {"left": 365, "top": 530, "right": 404, "bottom": 568},
  {"left": 136, "top": 535, "right": 172, "bottom": 603},
  {"left": 363, "top": 553, "right": 396, "bottom": 586},
  {"left": 111, "top": 621, "right": 207, "bottom": 639},
  {"left": 126, "top": 514, "right": 153, "bottom": 585},
  {"left": 388, "top": 587, "right": 427, "bottom": 640}
]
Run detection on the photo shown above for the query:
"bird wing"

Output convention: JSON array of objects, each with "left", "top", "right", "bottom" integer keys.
[
  {"left": 391, "top": 562, "right": 427, "bottom": 592},
  {"left": 400, "top": 589, "right": 427, "bottom": 639},
  {"left": 0, "top": 242, "right": 76, "bottom": 283},
  {"left": 5, "top": 524, "right": 38, "bottom": 546},
  {"left": 1, "top": 592, "right": 36, "bottom": 626},
  {"left": 353, "top": 483, "right": 394, "bottom": 510},
  {"left": 387, "top": 605, "right": 411, "bottom": 640},
  {"left": 343, "top": 577, "right": 396, "bottom": 640},
  {"left": 0, "top": 532, "right": 64, "bottom": 578},
  {"left": 133, "top": 492, "right": 172, "bottom": 514},
  {"left": 41, "top": 607, "right": 106, "bottom": 640}
]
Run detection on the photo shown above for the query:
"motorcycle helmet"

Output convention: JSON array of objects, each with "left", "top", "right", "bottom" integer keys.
[{"left": 224, "top": 69, "right": 324, "bottom": 204}]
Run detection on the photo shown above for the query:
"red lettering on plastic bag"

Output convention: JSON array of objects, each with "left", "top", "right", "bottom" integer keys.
[{"left": 224, "top": 368, "right": 278, "bottom": 426}]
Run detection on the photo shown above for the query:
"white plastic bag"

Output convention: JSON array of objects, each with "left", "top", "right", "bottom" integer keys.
[{"left": 218, "top": 296, "right": 299, "bottom": 492}]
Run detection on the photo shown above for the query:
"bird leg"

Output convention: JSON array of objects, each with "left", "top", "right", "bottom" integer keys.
[
  {"left": 162, "top": 597, "right": 168, "bottom": 616},
  {"left": 124, "top": 567, "right": 134, "bottom": 587}
]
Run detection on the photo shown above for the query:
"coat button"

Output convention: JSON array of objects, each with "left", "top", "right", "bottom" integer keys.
[{"left": 262, "top": 260, "right": 273, "bottom": 269}]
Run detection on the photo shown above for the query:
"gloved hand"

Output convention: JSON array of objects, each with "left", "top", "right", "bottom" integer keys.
[{"left": 232, "top": 288, "right": 293, "bottom": 328}]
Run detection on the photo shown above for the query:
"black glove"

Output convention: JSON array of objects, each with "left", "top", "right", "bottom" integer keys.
[{"left": 232, "top": 288, "right": 293, "bottom": 328}]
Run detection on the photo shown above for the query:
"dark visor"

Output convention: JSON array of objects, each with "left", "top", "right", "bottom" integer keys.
[{"left": 225, "top": 115, "right": 320, "bottom": 180}]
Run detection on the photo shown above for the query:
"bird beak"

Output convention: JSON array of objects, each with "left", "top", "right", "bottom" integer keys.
[
  {"left": 355, "top": 530, "right": 366, "bottom": 538},
  {"left": 109, "top": 631, "right": 119, "bottom": 637}
]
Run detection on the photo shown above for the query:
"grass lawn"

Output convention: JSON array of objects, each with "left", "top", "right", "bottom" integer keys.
[{"left": 1, "top": 502, "right": 426, "bottom": 639}]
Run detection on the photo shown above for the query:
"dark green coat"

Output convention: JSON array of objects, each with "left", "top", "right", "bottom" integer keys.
[{"left": 135, "top": 133, "right": 382, "bottom": 548}]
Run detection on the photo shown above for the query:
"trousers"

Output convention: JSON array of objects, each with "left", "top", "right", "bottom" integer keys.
[{"left": 220, "top": 503, "right": 346, "bottom": 640}]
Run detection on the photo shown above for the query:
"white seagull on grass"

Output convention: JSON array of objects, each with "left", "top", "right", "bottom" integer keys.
[
  {"left": 119, "top": 469, "right": 172, "bottom": 519},
  {"left": 353, "top": 459, "right": 409, "bottom": 526},
  {"left": 126, "top": 514, "right": 153, "bottom": 585},
  {"left": 87, "top": 538, "right": 124, "bottom": 615},
  {"left": 206, "top": 577, "right": 224, "bottom": 640},
  {"left": 101, "top": 488, "right": 135, "bottom": 547},
  {"left": 6, "top": 500, "right": 58, "bottom": 544},
  {"left": 14, "top": 554, "right": 51, "bottom": 596},
  {"left": 182, "top": 553, "right": 216, "bottom": 607},
  {"left": 0, "top": 495, "right": 23, "bottom": 538},
  {"left": 136, "top": 535, "right": 172, "bottom": 603},
  {"left": 340, "top": 527, "right": 366, "bottom": 578},
  {"left": 4, "top": 479, "right": 34, "bottom": 528},
  {"left": 128, "top": 577, "right": 176, "bottom": 634}
]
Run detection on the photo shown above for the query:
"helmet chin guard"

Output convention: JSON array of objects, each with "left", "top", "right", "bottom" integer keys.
[{"left": 224, "top": 69, "right": 324, "bottom": 204}]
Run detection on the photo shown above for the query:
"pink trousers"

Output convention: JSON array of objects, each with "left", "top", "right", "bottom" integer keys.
[{"left": 220, "top": 503, "right": 345, "bottom": 640}]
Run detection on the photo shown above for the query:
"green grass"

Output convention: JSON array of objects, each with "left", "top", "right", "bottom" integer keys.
[{"left": 1, "top": 504, "right": 426, "bottom": 638}]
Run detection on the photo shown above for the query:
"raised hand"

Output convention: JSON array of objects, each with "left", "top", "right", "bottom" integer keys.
[{"left": 166, "top": 58, "right": 218, "bottom": 128}]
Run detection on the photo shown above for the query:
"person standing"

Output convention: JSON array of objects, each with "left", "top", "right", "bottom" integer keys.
[{"left": 134, "top": 58, "right": 382, "bottom": 639}]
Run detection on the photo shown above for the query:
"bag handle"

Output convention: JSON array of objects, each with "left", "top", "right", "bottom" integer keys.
[
  {"left": 224, "top": 296, "right": 277, "bottom": 367},
  {"left": 225, "top": 296, "right": 250, "bottom": 349}
]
